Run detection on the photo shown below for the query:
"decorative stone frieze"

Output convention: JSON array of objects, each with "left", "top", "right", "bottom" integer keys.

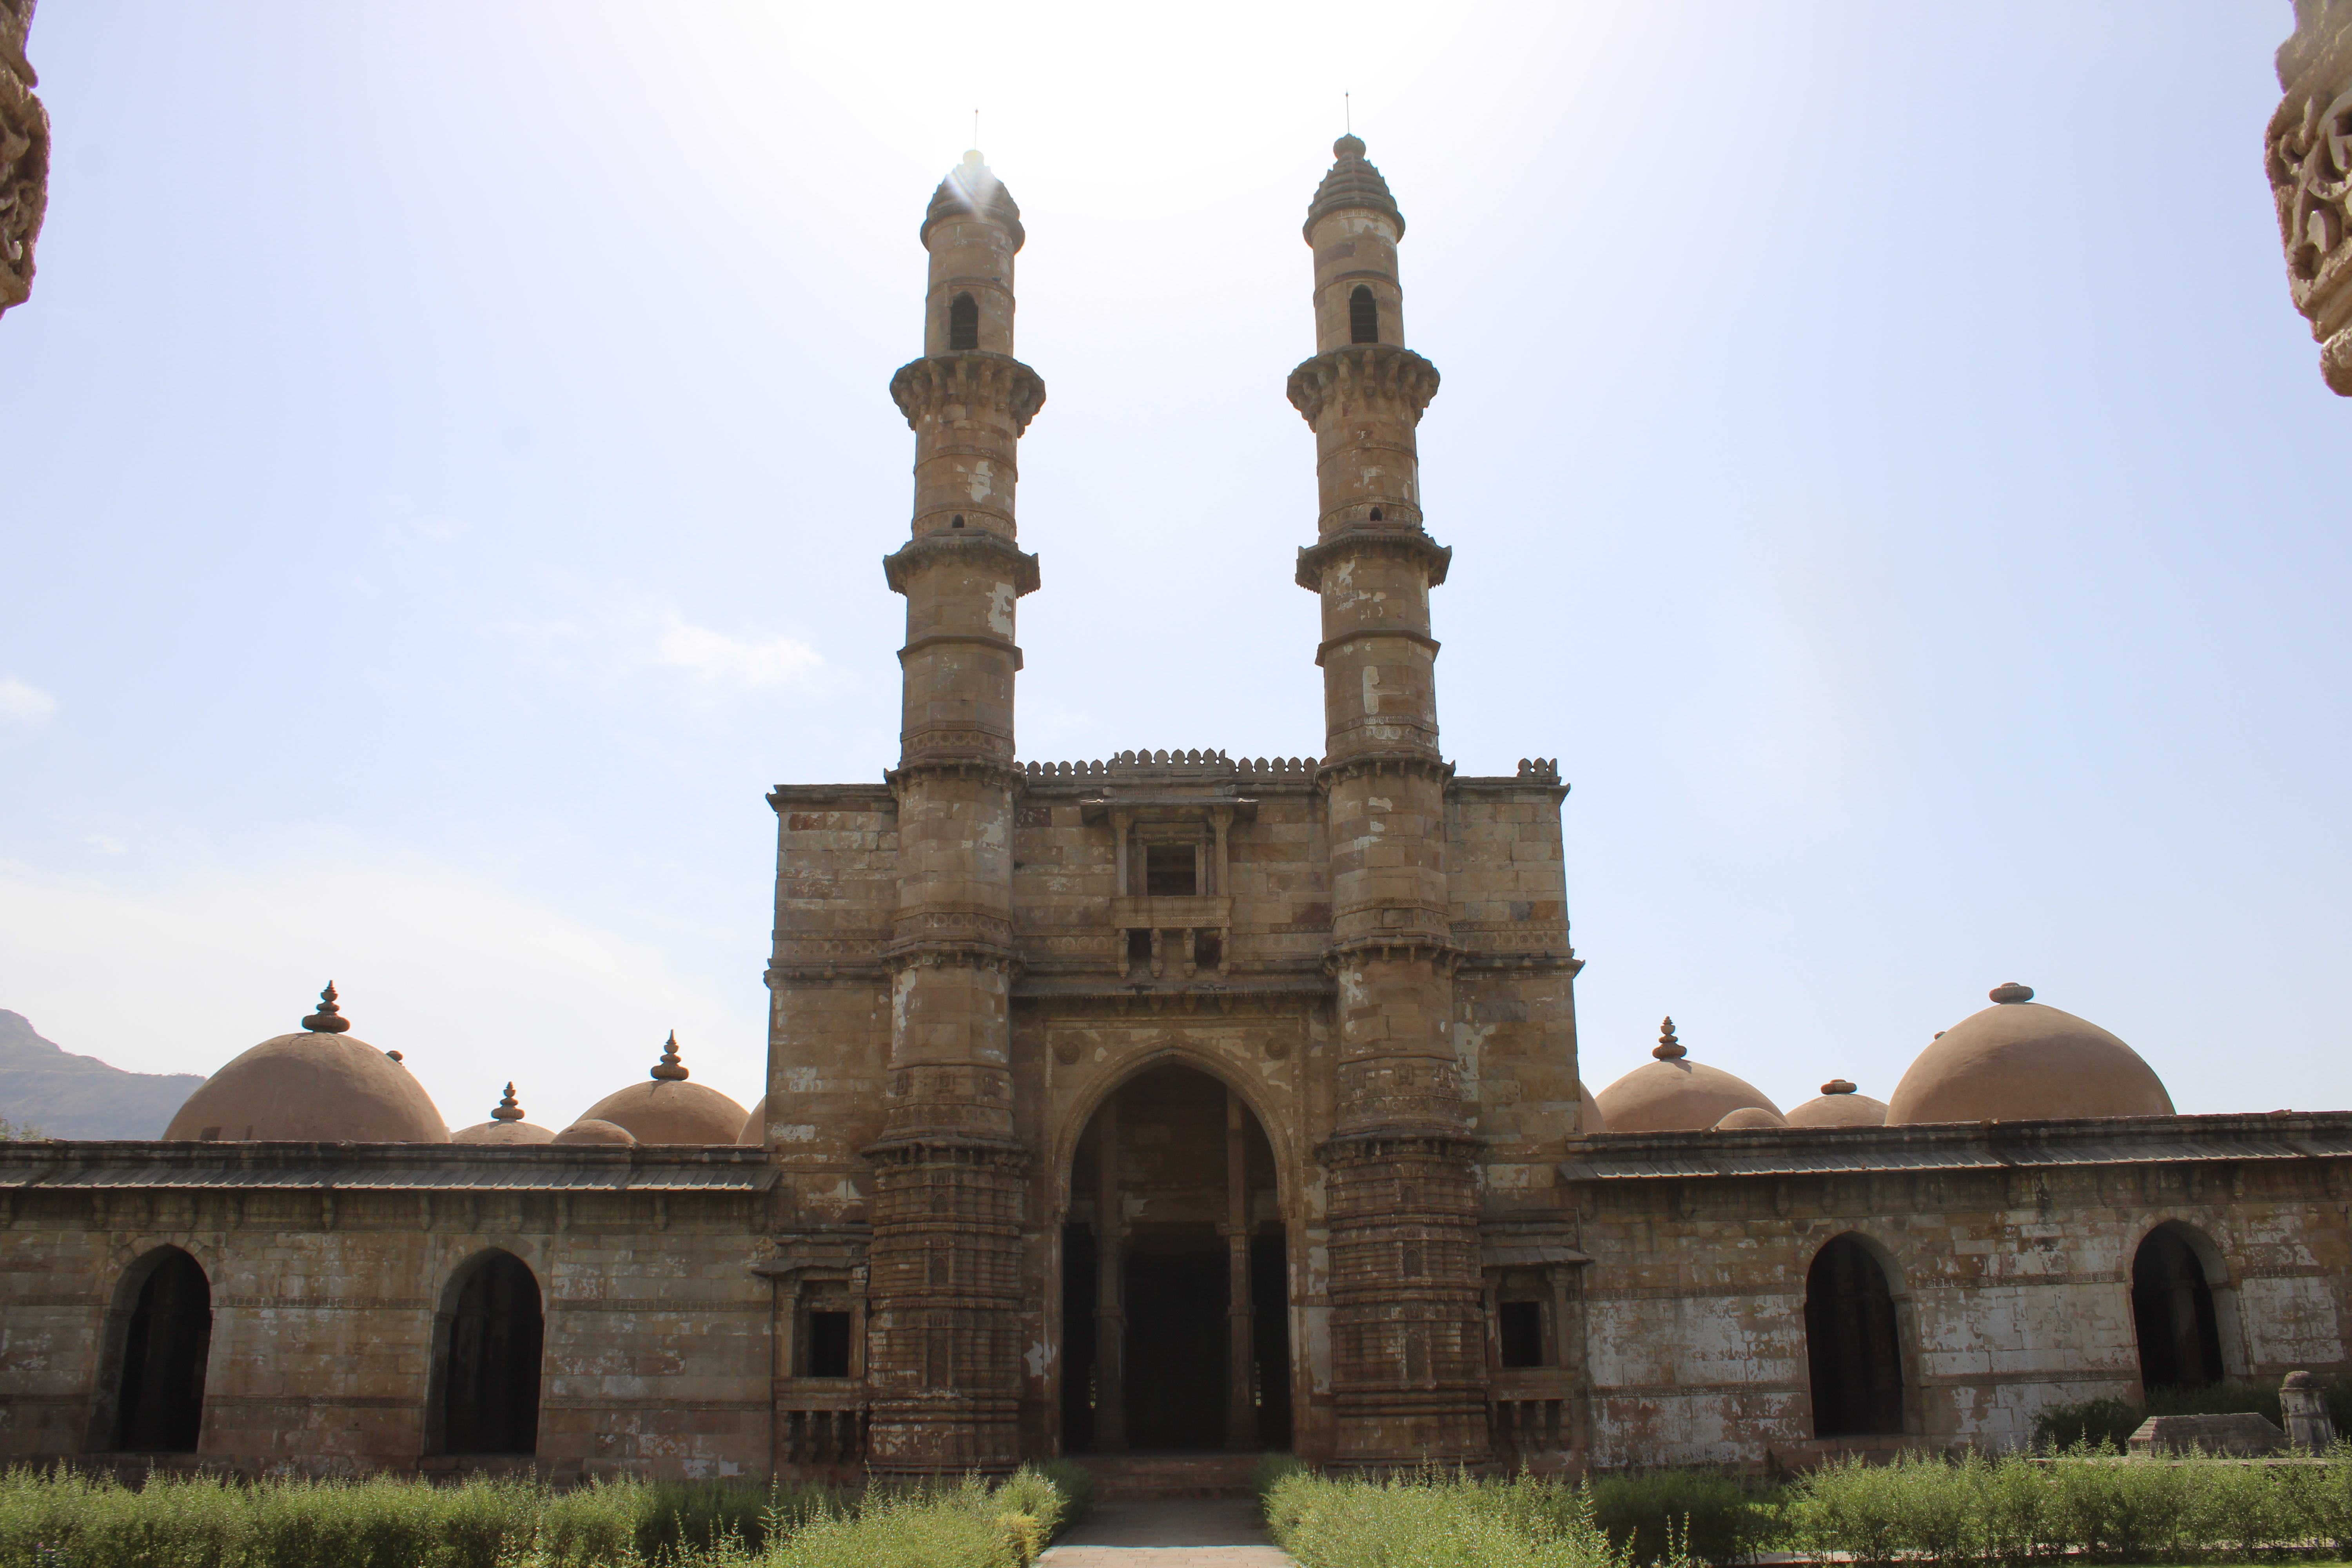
[
  {"left": 2268, "top": 0, "right": 2352, "bottom": 392},
  {"left": 0, "top": 0, "right": 45, "bottom": 317},
  {"left": 1286, "top": 344, "right": 1441, "bottom": 426},
  {"left": 889, "top": 351, "right": 1048, "bottom": 434}
]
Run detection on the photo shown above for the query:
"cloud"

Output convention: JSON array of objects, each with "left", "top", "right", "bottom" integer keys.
[
  {"left": 0, "top": 854, "right": 766, "bottom": 1132},
  {"left": 503, "top": 593, "right": 828, "bottom": 708},
  {"left": 0, "top": 675, "right": 58, "bottom": 726}
]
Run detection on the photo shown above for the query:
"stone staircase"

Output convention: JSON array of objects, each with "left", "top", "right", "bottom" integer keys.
[{"left": 1074, "top": 1450, "right": 1264, "bottom": 1500}]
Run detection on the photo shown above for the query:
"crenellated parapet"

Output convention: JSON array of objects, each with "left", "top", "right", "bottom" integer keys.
[
  {"left": 2267, "top": 0, "right": 2352, "bottom": 394},
  {"left": 0, "top": 0, "right": 46, "bottom": 317},
  {"left": 888, "top": 352, "right": 1048, "bottom": 437}
]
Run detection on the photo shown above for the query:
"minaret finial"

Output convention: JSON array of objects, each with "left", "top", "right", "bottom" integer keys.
[
  {"left": 1653, "top": 1017, "right": 1686, "bottom": 1061},
  {"left": 492, "top": 1083, "right": 524, "bottom": 1122},
  {"left": 1345, "top": 91, "right": 1351, "bottom": 136},
  {"left": 651, "top": 1030, "right": 690, "bottom": 1082},
  {"left": 302, "top": 982, "right": 350, "bottom": 1034}
]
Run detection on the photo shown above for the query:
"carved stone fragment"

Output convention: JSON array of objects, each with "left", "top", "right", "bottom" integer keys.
[
  {"left": 0, "top": 0, "right": 46, "bottom": 317},
  {"left": 2269, "top": 0, "right": 2352, "bottom": 393}
]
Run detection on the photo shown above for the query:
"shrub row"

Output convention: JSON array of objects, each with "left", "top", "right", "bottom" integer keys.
[
  {"left": 0, "top": 1465, "right": 1083, "bottom": 1568},
  {"left": 1265, "top": 1467, "right": 1700, "bottom": 1568}
]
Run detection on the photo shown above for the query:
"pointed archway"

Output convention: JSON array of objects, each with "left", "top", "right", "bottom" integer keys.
[
  {"left": 428, "top": 1249, "right": 544, "bottom": 1455},
  {"left": 1805, "top": 1233, "right": 1905, "bottom": 1437},
  {"left": 102, "top": 1246, "right": 213, "bottom": 1453},
  {"left": 2132, "top": 1223, "right": 2227, "bottom": 1392},
  {"left": 1061, "top": 1062, "right": 1291, "bottom": 1454}
]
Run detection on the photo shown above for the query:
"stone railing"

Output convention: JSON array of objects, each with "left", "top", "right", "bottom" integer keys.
[
  {"left": 1021, "top": 751, "right": 1323, "bottom": 780},
  {"left": 1111, "top": 895, "right": 1234, "bottom": 978}
]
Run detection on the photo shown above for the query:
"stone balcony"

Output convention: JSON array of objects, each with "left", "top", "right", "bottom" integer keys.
[{"left": 1111, "top": 894, "right": 1233, "bottom": 978}]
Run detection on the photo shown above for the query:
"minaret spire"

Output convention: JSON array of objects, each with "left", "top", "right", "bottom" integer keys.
[
  {"left": 1289, "top": 135, "right": 1488, "bottom": 1468},
  {"left": 863, "top": 149, "right": 1044, "bottom": 1477}
]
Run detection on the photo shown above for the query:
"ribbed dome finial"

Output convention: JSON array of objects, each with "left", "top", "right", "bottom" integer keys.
[
  {"left": 651, "top": 1030, "right": 690, "bottom": 1082},
  {"left": 1653, "top": 1017, "right": 1686, "bottom": 1061},
  {"left": 302, "top": 982, "right": 350, "bottom": 1034},
  {"left": 1334, "top": 133, "right": 1365, "bottom": 158},
  {"left": 1990, "top": 981, "right": 2035, "bottom": 1004},
  {"left": 1304, "top": 134, "right": 1404, "bottom": 242},
  {"left": 492, "top": 1083, "right": 524, "bottom": 1122}
]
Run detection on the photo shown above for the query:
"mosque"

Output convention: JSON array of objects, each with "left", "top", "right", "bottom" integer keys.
[{"left": 1, "top": 127, "right": 2347, "bottom": 1483}]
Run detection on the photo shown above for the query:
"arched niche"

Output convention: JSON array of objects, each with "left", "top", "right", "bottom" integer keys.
[
  {"left": 1058, "top": 1059, "right": 1292, "bottom": 1456},
  {"left": 1805, "top": 1232, "right": 1909, "bottom": 1438},
  {"left": 427, "top": 1248, "right": 544, "bottom": 1456},
  {"left": 2131, "top": 1221, "right": 2235, "bottom": 1392},
  {"left": 91, "top": 1245, "right": 213, "bottom": 1453}
]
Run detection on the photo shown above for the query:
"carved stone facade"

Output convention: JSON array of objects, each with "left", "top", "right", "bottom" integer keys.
[
  {"left": 0, "top": 0, "right": 46, "bottom": 316},
  {"left": 2270, "top": 0, "right": 2352, "bottom": 392},
  {"left": 0, "top": 138, "right": 2346, "bottom": 1482}
]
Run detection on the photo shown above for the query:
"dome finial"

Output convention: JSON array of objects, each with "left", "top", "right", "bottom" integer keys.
[
  {"left": 651, "top": 1030, "right": 690, "bottom": 1082},
  {"left": 1334, "top": 132, "right": 1365, "bottom": 159},
  {"left": 1653, "top": 1016, "right": 1686, "bottom": 1061},
  {"left": 302, "top": 982, "right": 351, "bottom": 1034},
  {"left": 492, "top": 1083, "right": 524, "bottom": 1122},
  {"left": 1821, "top": 1078, "right": 1858, "bottom": 1096},
  {"left": 1989, "top": 981, "right": 2035, "bottom": 1005}
]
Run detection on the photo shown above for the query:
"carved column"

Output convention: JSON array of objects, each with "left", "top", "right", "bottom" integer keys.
[
  {"left": 1092, "top": 1096, "right": 1127, "bottom": 1452},
  {"left": 1224, "top": 1089, "right": 1258, "bottom": 1449},
  {"left": 1291, "top": 136, "right": 1488, "bottom": 1467},
  {"left": 0, "top": 0, "right": 48, "bottom": 317},
  {"left": 863, "top": 151, "right": 1043, "bottom": 1476},
  {"left": 2268, "top": 0, "right": 2352, "bottom": 394}
]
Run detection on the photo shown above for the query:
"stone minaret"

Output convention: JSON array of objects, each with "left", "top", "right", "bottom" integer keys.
[
  {"left": 864, "top": 150, "right": 1044, "bottom": 1473},
  {"left": 1289, "top": 136, "right": 1489, "bottom": 1465}
]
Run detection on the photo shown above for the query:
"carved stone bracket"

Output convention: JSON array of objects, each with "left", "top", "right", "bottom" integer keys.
[
  {"left": 878, "top": 940, "right": 1023, "bottom": 980},
  {"left": 0, "top": 0, "right": 47, "bottom": 316},
  {"left": 2268, "top": 1, "right": 2352, "bottom": 393},
  {"left": 889, "top": 351, "right": 1048, "bottom": 434},
  {"left": 1322, "top": 935, "right": 1467, "bottom": 977},
  {"left": 1312, "top": 752, "right": 1455, "bottom": 794},
  {"left": 1295, "top": 527, "right": 1452, "bottom": 592},
  {"left": 883, "top": 531, "right": 1042, "bottom": 597},
  {"left": 884, "top": 757, "right": 1027, "bottom": 795},
  {"left": 1286, "top": 344, "right": 1441, "bottom": 426}
]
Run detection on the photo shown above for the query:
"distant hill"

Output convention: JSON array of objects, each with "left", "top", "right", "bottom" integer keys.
[{"left": 0, "top": 1010, "right": 205, "bottom": 1140}]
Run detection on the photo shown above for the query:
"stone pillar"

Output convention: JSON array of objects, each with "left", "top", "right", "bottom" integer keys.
[
  {"left": 1091, "top": 1095, "right": 1127, "bottom": 1452},
  {"left": 863, "top": 150, "right": 1044, "bottom": 1475},
  {"left": 0, "top": 1, "right": 48, "bottom": 317},
  {"left": 1224, "top": 1089, "right": 1258, "bottom": 1450},
  {"left": 1289, "top": 136, "right": 1488, "bottom": 1467},
  {"left": 2267, "top": 0, "right": 2352, "bottom": 394},
  {"left": 2282, "top": 1369, "right": 2337, "bottom": 1452}
]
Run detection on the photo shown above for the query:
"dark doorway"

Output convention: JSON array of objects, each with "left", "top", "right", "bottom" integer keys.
[
  {"left": 1806, "top": 1235, "right": 1904, "bottom": 1437},
  {"left": 1063, "top": 1063, "right": 1291, "bottom": 1454},
  {"left": 2132, "top": 1225, "right": 2226, "bottom": 1392},
  {"left": 113, "top": 1248, "right": 212, "bottom": 1452},
  {"left": 435, "top": 1250, "right": 543, "bottom": 1455}
]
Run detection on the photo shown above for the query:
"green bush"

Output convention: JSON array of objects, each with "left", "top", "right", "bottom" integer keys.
[
  {"left": 1588, "top": 1469, "right": 1782, "bottom": 1566},
  {"left": 1265, "top": 1466, "right": 1697, "bottom": 1568},
  {"left": 1249, "top": 1453, "right": 1308, "bottom": 1499}
]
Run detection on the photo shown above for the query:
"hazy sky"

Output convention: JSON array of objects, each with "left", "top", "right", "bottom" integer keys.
[{"left": 2, "top": 3, "right": 2342, "bottom": 1134}]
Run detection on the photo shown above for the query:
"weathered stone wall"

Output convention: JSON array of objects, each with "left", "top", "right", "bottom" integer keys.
[
  {"left": 1565, "top": 1116, "right": 2352, "bottom": 1469},
  {"left": 0, "top": 1147, "right": 775, "bottom": 1480}
]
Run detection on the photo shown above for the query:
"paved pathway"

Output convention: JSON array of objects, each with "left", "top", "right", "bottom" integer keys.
[{"left": 1039, "top": 1499, "right": 1293, "bottom": 1566}]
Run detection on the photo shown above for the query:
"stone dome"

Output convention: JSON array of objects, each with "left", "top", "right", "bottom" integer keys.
[
  {"left": 1886, "top": 984, "right": 2174, "bottom": 1125},
  {"left": 553, "top": 1118, "right": 635, "bottom": 1145},
  {"left": 578, "top": 1032, "right": 749, "bottom": 1145},
  {"left": 1784, "top": 1079, "right": 1891, "bottom": 1129},
  {"left": 1713, "top": 1106, "right": 1788, "bottom": 1131},
  {"left": 1577, "top": 1080, "right": 1608, "bottom": 1135},
  {"left": 163, "top": 985, "right": 449, "bottom": 1143},
  {"left": 452, "top": 1083, "right": 555, "bottom": 1145},
  {"left": 736, "top": 1094, "right": 768, "bottom": 1147},
  {"left": 1594, "top": 1018, "right": 1783, "bottom": 1133}
]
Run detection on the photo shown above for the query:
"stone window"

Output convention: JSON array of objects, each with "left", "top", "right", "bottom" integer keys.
[
  {"left": 1497, "top": 1300, "right": 1545, "bottom": 1368},
  {"left": 105, "top": 1246, "right": 212, "bottom": 1453},
  {"left": 1145, "top": 844, "right": 1198, "bottom": 896},
  {"left": 806, "top": 1309, "right": 853, "bottom": 1378},
  {"left": 1805, "top": 1234, "right": 1904, "bottom": 1437},
  {"left": 1349, "top": 285, "right": 1378, "bottom": 343},
  {"left": 949, "top": 291, "right": 979, "bottom": 350},
  {"left": 431, "top": 1249, "right": 543, "bottom": 1456},
  {"left": 2132, "top": 1224, "right": 2226, "bottom": 1391}
]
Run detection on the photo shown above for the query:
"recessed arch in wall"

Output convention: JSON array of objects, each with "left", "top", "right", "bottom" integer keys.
[
  {"left": 2131, "top": 1220, "right": 2234, "bottom": 1392},
  {"left": 426, "top": 1248, "right": 544, "bottom": 1456},
  {"left": 1805, "top": 1231, "right": 1907, "bottom": 1438},
  {"left": 91, "top": 1244, "right": 213, "bottom": 1453}
]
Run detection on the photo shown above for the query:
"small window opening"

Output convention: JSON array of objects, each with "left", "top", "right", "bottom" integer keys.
[
  {"left": 1368, "top": 507, "right": 1383, "bottom": 522},
  {"left": 1194, "top": 932, "right": 1222, "bottom": 969},
  {"left": 951, "top": 514, "right": 965, "bottom": 528},
  {"left": 948, "top": 292, "right": 979, "bottom": 351},
  {"left": 1145, "top": 845, "right": 1197, "bottom": 896},
  {"left": 807, "top": 1310, "right": 852, "bottom": 1378},
  {"left": 1498, "top": 1301, "right": 1546, "bottom": 1368},
  {"left": 1349, "top": 285, "right": 1379, "bottom": 344},
  {"left": 1126, "top": 928, "right": 1154, "bottom": 963}
]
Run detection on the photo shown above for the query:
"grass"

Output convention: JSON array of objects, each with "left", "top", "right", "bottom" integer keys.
[{"left": 0, "top": 1464, "right": 1085, "bottom": 1568}]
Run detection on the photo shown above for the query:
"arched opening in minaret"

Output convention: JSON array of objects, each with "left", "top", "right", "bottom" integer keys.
[
  {"left": 1061, "top": 1062, "right": 1290, "bottom": 1454},
  {"left": 1348, "top": 285, "right": 1379, "bottom": 343},
  {"left": 949, "top": 291, "right": 979, "bottom": 350},
  {"left": 2132, "top": 1223, "right": 2226, "bottom": 1393},
  {"left": 98, "top": 1246, "right": 212, "bottom": 1453},
  {"left": 428, "top": 1249, "right": 544, "bottom": 1456},
  {"left": 1805, "top": 1234, "right": 1905, "bottom": 1437}
]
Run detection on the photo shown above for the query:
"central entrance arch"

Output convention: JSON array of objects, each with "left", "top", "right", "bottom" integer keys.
[{"left": 1061, "top": 1061, "right": 1291, "bottom": 1453}]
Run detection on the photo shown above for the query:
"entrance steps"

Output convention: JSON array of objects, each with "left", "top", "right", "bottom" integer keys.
[{"left": 1075, "top": 1450, "right": 1265, "bottom": 1500}]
